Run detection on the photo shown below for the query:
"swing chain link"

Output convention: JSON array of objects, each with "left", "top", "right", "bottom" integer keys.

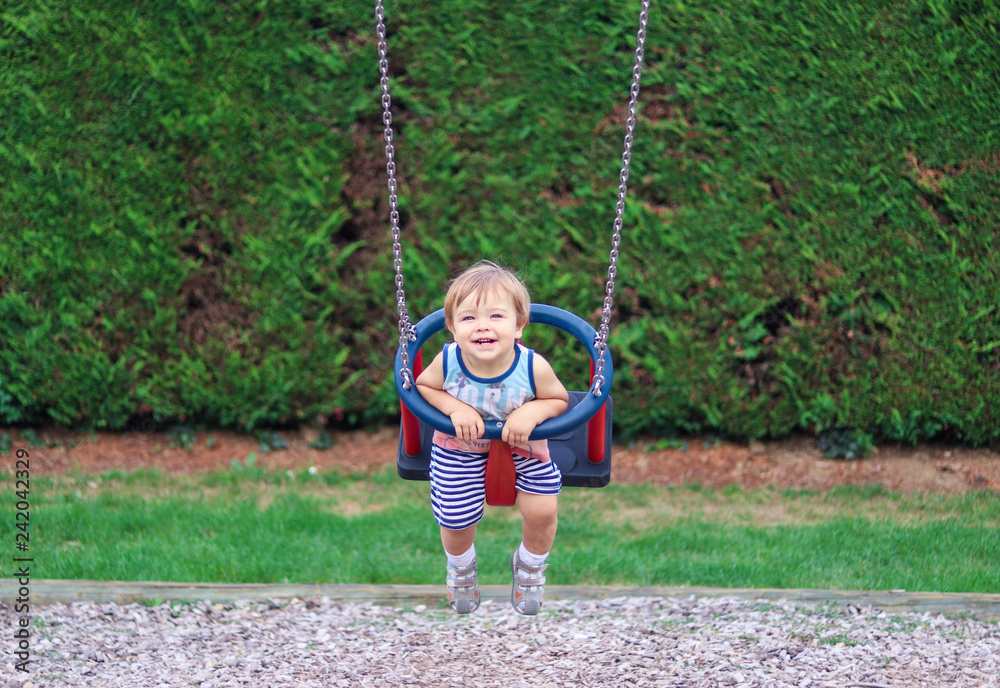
[
  {"left": 377, "top": 0, "right": 647, "bottom": 396},
  {"left": 592, "top": 0, "right": 650, "bottom": 397},
  {"left": 376, "top": 0, "right": 417, "bottom": 389}
]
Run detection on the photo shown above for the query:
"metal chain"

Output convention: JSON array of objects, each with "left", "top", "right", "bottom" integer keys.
[
  {"left": 375, "top": 0, "right": 416, "bottom": 389},
  {"left": 592, "top": 0, "right": 650, "bottom": 397},
  {"left": 376, "top": 0, "right": 648, "bottom": 395}
]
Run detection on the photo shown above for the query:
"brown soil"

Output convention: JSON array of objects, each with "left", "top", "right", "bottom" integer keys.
[{"left": 10, "top": 425, "right": 1000, "bottom": 494}]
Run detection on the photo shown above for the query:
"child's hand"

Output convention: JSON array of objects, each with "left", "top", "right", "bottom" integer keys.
[
  {"left": 450, "top": 407, "right": 485, "bottom": 443},
  {"left": 501, "top": 406, "right": 542, "bottom": 449}
]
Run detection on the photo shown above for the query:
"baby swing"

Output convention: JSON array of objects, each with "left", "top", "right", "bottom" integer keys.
[{"left": 375, "top": 0, "right": 650, "bottom": 506}]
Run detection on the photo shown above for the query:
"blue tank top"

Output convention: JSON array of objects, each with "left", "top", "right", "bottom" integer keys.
[{"left": 441, "top": 342, "right": 536, "bottom": 421}]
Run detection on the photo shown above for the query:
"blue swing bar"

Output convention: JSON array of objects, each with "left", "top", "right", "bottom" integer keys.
[{"left": 395, "top": 305, "right": 613, "bottom": 440}]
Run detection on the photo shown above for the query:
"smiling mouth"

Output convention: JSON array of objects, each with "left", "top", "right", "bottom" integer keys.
[{"left": 474, "top": 339, "right": 496, "bottom": 345}]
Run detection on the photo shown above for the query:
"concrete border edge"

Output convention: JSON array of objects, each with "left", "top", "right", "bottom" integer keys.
[{"left": 2, "top": 580, "right": 999, "bottom": 621}]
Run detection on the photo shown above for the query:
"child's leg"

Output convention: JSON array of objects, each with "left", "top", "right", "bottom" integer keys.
[
  {"left": 430, "top": 444, "right": 488, "bottom": 614},
  {"left": 440, "top": 524, "right": 477, "bottom": 556},
  {"left": 511, "top": 453, "right": 562, "bottom": 554},
  {"left": 516, "top": 492, "right": 558, "bottom": 554},
  {"left": 509, "top": 455, "right": 561, "bottom": 615},
  {"left": 508, "top": 492, "right": 557, "bottom": 616}
]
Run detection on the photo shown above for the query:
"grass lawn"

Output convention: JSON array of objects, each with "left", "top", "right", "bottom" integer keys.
[{"left": 5, "top": 467, "right": 999, "bottom": 593}]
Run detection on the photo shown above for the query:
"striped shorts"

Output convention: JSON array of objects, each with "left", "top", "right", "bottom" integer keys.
[{"left": 429, "top": 444, "right": 562, "bottom": 531}]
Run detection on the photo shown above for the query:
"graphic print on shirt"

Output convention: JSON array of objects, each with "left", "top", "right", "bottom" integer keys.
[
  {"left": 451, "top": 378, "right": 530, "bottom": 420},
  {"left": 443, "top": 344, "right": 535, "bottom": 421}
]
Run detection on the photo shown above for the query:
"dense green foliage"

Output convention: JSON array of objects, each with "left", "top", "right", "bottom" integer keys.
[
  {"left": 2, "top": 0, "right": 999, "bottom": 442},
  {"left": 10, "top": 468, "right": 1000, "bottom": 592}
]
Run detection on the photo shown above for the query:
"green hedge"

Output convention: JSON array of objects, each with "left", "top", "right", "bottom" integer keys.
[{"left": 2, "top": 0, "right": 999, "bottom": 444}]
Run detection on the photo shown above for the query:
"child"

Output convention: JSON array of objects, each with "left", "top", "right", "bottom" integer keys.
[{"left": 415, "top": 260, "right": 569, "bottom": 615}]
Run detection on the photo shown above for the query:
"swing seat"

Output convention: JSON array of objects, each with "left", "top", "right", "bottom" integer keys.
[
  {"left": 397, "top": 392, "right": 612, "bottom": 488},
  {"left": 395, "top": 304, "right": 613, "bottom": 491}
]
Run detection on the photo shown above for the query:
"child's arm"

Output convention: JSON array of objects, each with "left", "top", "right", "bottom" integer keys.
[
  {"left": 415, "top": 352, "right": 485, "bottom": 442},
  {"left": 501, "top": 354, "right": 569, "bottom": 447}
]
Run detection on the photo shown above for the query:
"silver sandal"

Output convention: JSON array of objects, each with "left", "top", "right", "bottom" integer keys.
[
  {"left": 510, "top": 550, "right": 547, "bottom": 616},
  {"left": 446, "top": 560, "right": 480, "bottom": 614}
]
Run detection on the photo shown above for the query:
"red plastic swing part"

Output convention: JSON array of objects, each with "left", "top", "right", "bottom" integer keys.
[
  {"left": 587, "top": 360, "right": 608, "bottom": 464},
  {"left": 484, "top": 339, "right": 520, "bottom": 507},
  {"left": 400, "top": 350, "right": 423, "bottom": 457},
  {"left": 485, "top": 439, "right": 517, "bottom": 506}
]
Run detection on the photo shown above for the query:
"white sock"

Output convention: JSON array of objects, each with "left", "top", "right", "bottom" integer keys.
[
  {"left": 517, "top": 542, "right": 548, "bottom": 577},
  {"left": 446, "top": 544, "right": 476, "bottom": 569}
]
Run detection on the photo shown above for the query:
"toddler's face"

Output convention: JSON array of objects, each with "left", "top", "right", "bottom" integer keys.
[{"left": 448, "top": 289, "right": 524, "bottom": 375}]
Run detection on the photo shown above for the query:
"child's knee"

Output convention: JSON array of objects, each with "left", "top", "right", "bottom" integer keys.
[
  {"left": 441, "top": 524, "right": 477, "bottom": 554},
  {"left": 519, "top": 493, "right": 558, "bottom": 523}
]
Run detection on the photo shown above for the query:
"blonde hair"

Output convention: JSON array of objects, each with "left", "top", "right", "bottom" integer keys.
[{"left": 444, "top": 260, "right": 531, "bottom": 328}]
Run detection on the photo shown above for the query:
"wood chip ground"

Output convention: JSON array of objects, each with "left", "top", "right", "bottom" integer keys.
[{"left": 4, "top": 595, "right": 999, "bottom": 687}]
